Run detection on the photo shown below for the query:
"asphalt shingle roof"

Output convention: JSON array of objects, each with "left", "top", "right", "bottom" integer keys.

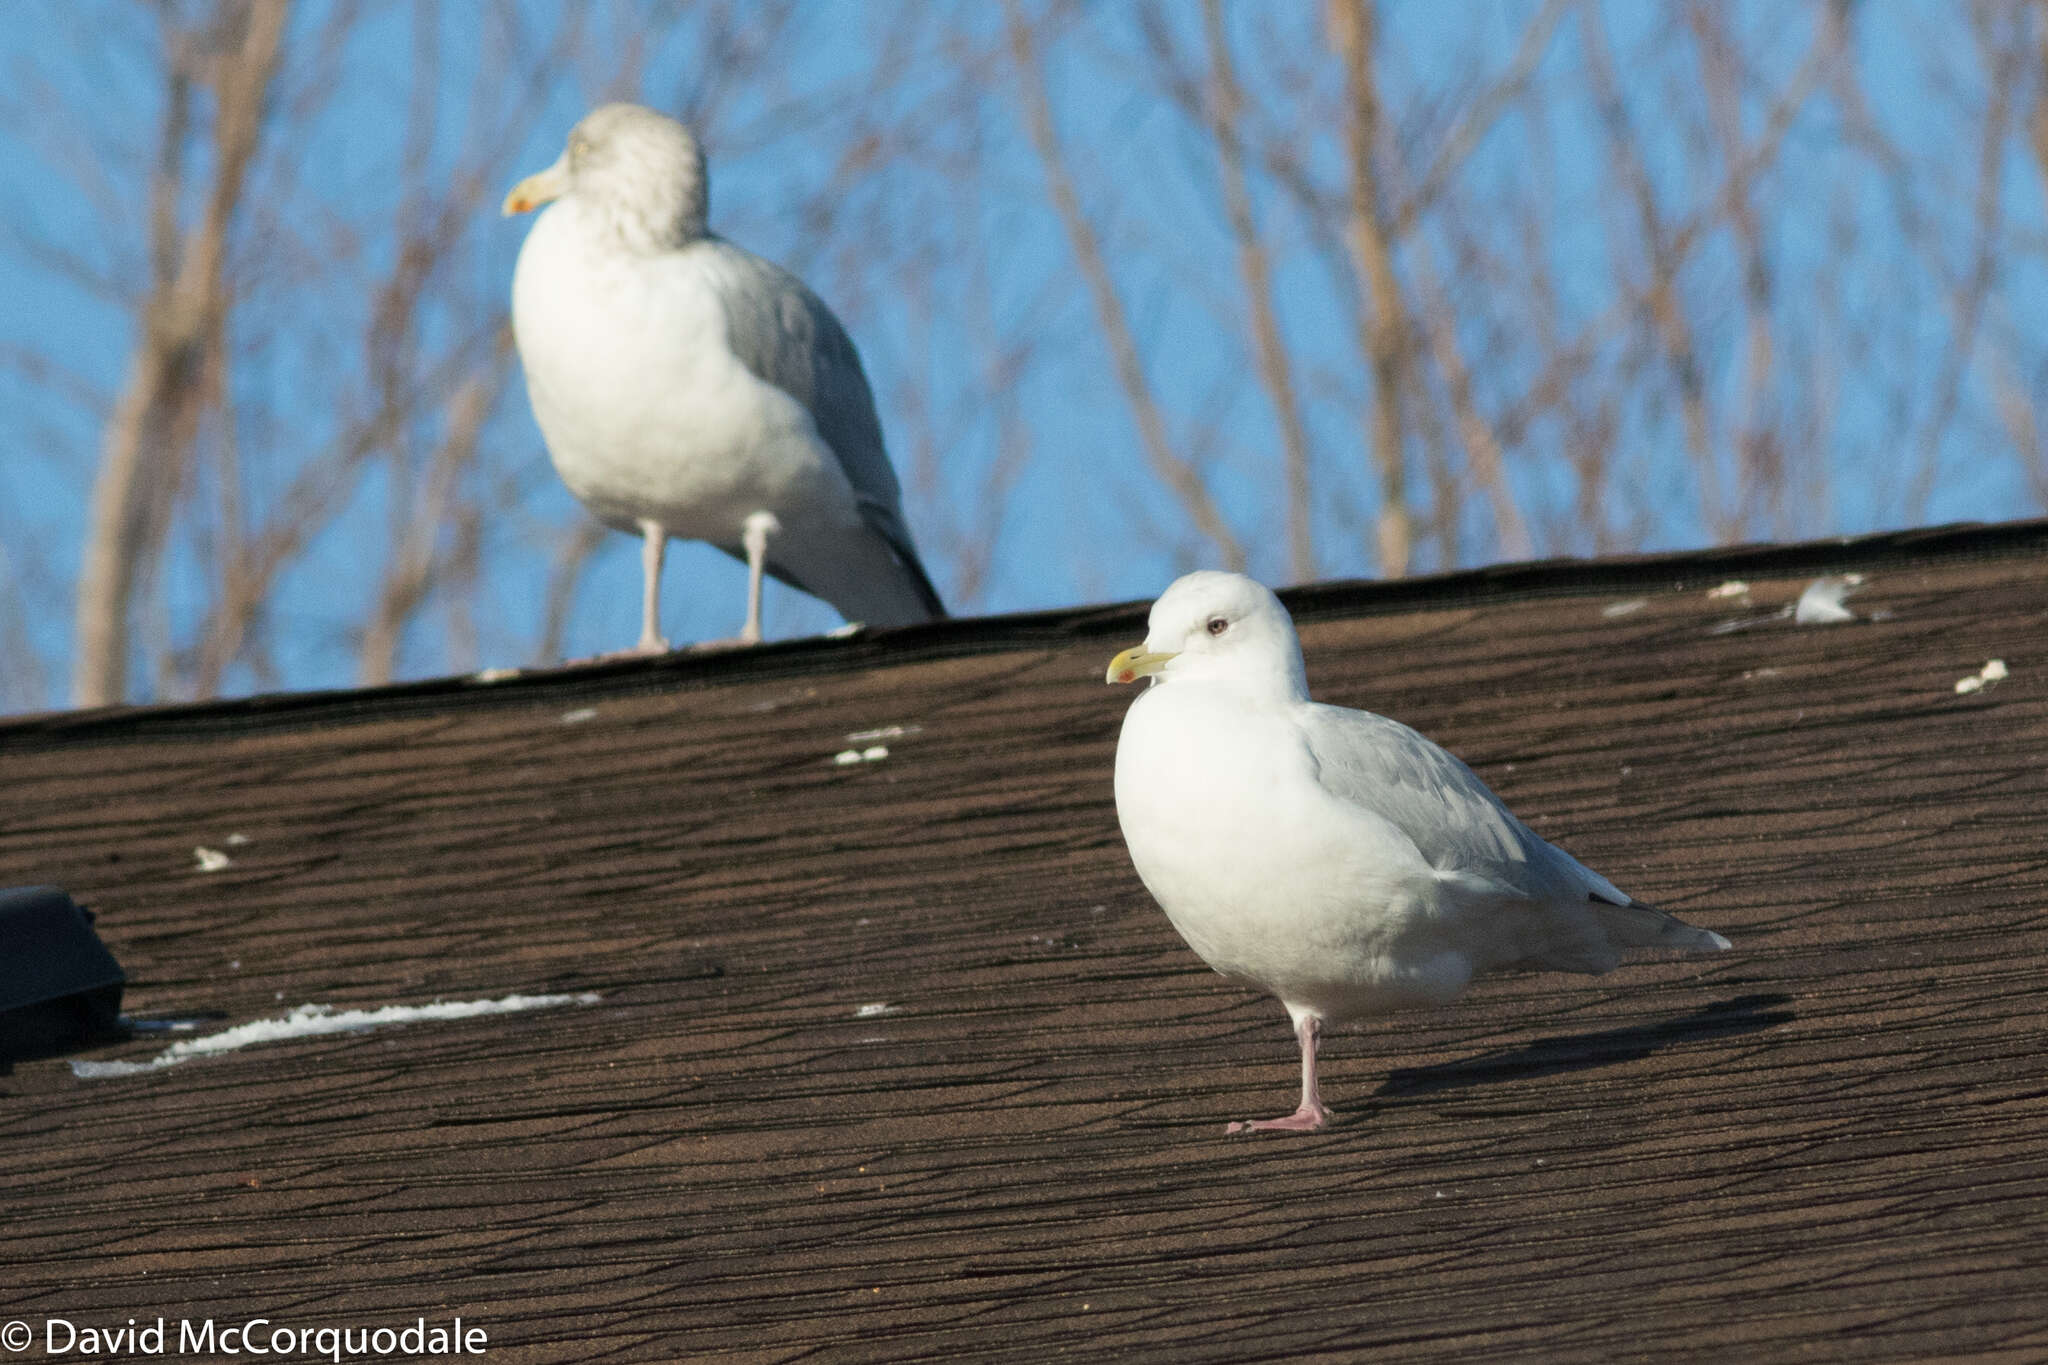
[{"left": 4, "top": 520, "right": 2046, "bottom": 1362}]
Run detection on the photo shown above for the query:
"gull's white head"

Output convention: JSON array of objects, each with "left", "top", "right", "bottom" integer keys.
[
  {"left": 502, "top": 103, "right": 709, "bottom": 249},
  {"left": 1105, "top": 571, "right": 1308, "bottom": 702}
]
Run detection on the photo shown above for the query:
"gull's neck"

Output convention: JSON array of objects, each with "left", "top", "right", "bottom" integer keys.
[
  {"left": 582, "top": 153, "right": 709, "bottom": 254},
  {"left": 1166, "top": 651, "right": 1310, "bottom": 708}
]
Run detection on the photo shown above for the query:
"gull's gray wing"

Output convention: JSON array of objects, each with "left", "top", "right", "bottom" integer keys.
[
  {"left": 1300, "top": 703, "right": 1627, "bottom": 905},
  {"left": 700, "top": 238, "right": 945, "bottom": 618}
]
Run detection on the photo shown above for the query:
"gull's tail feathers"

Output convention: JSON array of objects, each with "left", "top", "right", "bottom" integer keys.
[{"left": 1593, "top": 897, "right": 1732, "bottom": 954}]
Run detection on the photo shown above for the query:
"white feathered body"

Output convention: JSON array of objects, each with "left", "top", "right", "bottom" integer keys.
[
  {"left": 511, "top": 197, "right": 935, "bottom": 626},
  {"left": 1115, "top": 680, "right": 1692, "bottom": 1023}
]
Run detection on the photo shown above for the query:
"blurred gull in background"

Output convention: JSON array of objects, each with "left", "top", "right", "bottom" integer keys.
[{"left": 503, "top": 103, "right": 944, "bottom": 654}]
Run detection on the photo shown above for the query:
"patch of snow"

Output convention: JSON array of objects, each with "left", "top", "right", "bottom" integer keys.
[
  {"left": 194, "top": 847, "right": 231, "bottom": 872},
  {"left": 1707, "top": 581, "right": 1750, "bottom": 600},
  {"left": 854, "top": 1003, "right": 899, "bottom": 1019},
  {"left": 470, "top": 667, "right": 521, "bottom": 684},
  {"left": 560, "top": 707, "right": 598, "bottom": 724},
  {"left": 1601, "top": 598, "right": 1647, "bottom": 618},
  {"left": 1794, "top": 574, "right": 1865, "bottom": 625},
  {"left": 71, "top": 992, "right": 602, "bottom": 1080}
]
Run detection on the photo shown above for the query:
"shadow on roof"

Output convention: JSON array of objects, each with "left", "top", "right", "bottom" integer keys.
[{"left": 1375, "top": 993, "right": 1796, "bottom": 1098}]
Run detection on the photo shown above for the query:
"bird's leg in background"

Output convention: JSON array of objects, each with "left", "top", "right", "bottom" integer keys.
[
  {"left": 739, "top": 511, "right": 781, "bottom": 645},
  {"left": 637, "top": 519, "right": 671, "bottom": 655},
  {"left": 1227, "top": 1011, "right": 1334, "bottom": 1134}
]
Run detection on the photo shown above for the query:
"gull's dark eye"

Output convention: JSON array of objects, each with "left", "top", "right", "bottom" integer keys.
[{"left": 1206, "top": 616, "right": 1229, "bottom": 637}]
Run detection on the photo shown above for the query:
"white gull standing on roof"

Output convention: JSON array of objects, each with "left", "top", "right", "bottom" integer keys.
[
  {"left": 502, "top": 103, "right": 945, "bottom": 653},
  {"left": 1106, "top": 572, "right": 1730, "bottom": 1134}
]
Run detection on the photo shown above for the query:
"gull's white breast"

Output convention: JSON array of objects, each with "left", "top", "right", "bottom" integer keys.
[
  {"left": 510, "top": 201, "right": 855, "bottom": 542},
  {"left": 1113, "top": 683, "right": 1481, "bottom": 1018}
]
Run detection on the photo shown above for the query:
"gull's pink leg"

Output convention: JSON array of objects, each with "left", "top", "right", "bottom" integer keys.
[
  {"left": 634, "top": 519, "right": 672, "bottom": 655},
  {"left": 566, "top": 520, "right": 674, "bottom": 663},
  {"left": 1227, "top": 1012, "right": 1335, "bottom": 1134},
  {"left": 738, "top": 511, "right": 781, "bottom": 645},
  {"left": 681, "top": 512, "right": 785, "bottom": 652}
]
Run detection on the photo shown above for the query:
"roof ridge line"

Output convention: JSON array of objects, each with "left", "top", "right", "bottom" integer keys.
[
  {"left": 5, "top": 516, "right": 2043, "bottom": 743},
  {"left": 1277, "top": 516, "right": 2048, "bottom": 620}
]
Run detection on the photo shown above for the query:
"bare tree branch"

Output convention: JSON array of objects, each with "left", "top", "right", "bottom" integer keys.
[
  {"left": 1197, "top": 0, "right": 1318, "bottom": 582},
  {"left": 1390, "top": 0, "right": 1574, "bottom": 236},
  {"left": 72, "top": 0, "right": 285, "bottom": 707},
  {"left": 1004, "top": 0, "right": 1247, "bottom": 573},
  {"left": 358, "top": 360, "right": 502, "bottom": 686},
  {"left": 1328, "top": 0, "right": 1416, "bottom": 576},
  {"left": 1410, "top": 255, "right": 1532, "bottom": 563},
  {"left": 536, "top": 519, "right": 609, "bottom": 667},
  {"left": 1903, "top": 3, "right": 2023, "bottom": 521}
]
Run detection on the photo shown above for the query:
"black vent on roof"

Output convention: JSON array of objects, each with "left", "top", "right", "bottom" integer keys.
[{"left": 0, "top": 887, "right": 126, "bottom": 1063}]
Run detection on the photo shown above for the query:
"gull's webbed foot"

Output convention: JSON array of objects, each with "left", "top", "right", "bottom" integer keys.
[{"left": 1226, "top": 1102, "right": 1336, "bottom": 1135}]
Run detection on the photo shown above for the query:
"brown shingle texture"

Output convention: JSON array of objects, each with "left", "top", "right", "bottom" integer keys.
[{"left": 4, "top": 522, "right": 2046, "bottom": 1362}]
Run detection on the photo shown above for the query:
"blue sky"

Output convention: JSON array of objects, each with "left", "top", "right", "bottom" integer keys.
[{"left": 2, "top": 1, "right": 2043, "bottom": 713}]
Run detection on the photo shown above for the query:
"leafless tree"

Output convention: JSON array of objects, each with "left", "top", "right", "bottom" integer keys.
[
  {"left": 69, "top": 0, "right": 284, "bottom": 706},
  {"left": 1005, "top": 0, "right": 1248, "bottom": 575},
  {"left": 7, "top": 0, "right": 2048, "bottom": 712}
]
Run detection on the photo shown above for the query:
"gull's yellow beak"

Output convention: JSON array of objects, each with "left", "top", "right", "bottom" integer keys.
[
  {"left": 502, "top": 161, "right": 570, "bottom": 216},
  {"left": 1106, "top": 646, "right": 1177, "bottom": 685}
]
